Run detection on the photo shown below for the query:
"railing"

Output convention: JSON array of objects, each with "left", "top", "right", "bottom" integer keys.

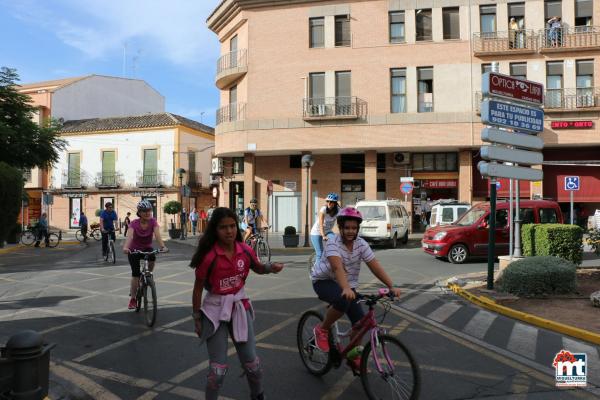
[
  {"left": 540, "top": 26, "right": 600, "bottom": 51},
  {"left": 216, "top": 102, "right": 246, "bottom": 125},
  {"left": 187, "top": 171, "right": 203, "bottom": 188},
  {"left": 302, "top": 97, "right": 366, "bottom": 120},
  {"left": 473, "top": 30, "right": 537, "bottom": 54},
  {"left": 136, "top": 170, "right": 166, "bottom": 187},
  {"left": 544, "top": 87, "right": 600, "bottom": 111},
  {"left": 61, "top": 170, "right": 90, "bottom": 189},
  {"left": 217, "top": 49, "right": 248, "bottom": 75},
  {"left": 95, "top": 172, "right": 123, "bottom": 188}
]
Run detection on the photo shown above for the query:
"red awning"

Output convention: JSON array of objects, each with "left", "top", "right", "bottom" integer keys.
[{"left": 544, "top": 165, "right": 600, "bottom": 202}]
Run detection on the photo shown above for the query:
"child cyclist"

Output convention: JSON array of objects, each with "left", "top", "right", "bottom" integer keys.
[
  {"left": 310, "top": 207, "right": 402, "bottom": 353},
  {"left": 190, "top": 207, "right": 284, "bottom": 400},
  {"left": 310, "top": 192, "right": 340, "bottom": 265},
  {"left": 123, "top": 200, "right": 168, "bottom": 309}
]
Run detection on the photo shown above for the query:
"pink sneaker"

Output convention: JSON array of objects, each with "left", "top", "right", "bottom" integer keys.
[
  {"left": 128, "top": 298, "right": 137, "bottom": 310},
  {"left": 313, "top": 324, "right": 330, "bottom": 352}
]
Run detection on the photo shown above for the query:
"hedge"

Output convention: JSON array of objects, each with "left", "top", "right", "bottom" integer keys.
[
  {"left": 521, "top": 224, "right": 537, "bottom": 256},
  {"left": 532, "top": 224, "right": 583, "bottom": 265},
  {"left": 498, "top": 256, "right": 577, "bottom": 297}
]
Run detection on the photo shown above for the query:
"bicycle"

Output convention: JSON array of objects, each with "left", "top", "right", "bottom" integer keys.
[
  {"left": 245, "top": 226, "right": 271, "bottom": 263},
  {"left": 104, "top": 236, "right": 116, "bottom": 264},
  {"left": 131, "top": 249, "right": 166, "bottom": 327},
  {"left": 21, "top": 228, "right": 60, "bottom": 248},
  {"left": 297, "top": 288, "right": 420, "bottom": 400},
  {"left": 76, "top": 227, "right": 101, "bottom": 242},
  {"left": 307, "top": 252, "right": 316, "bottom": 275}
]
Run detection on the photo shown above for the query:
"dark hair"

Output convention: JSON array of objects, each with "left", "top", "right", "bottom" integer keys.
[
  {"left": 105, "top": 202, "right": 112, "bottom": 207},
  {"left": 326, "top": 203, "right": 339, "bottom": 217},
  {"left": 190, "top": 207, "right": 242, "bottom": 268}
]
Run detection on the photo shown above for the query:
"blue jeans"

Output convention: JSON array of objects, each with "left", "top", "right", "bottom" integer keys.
[{"left": 310, "top": 232, "right": 335, "bottom": 266}]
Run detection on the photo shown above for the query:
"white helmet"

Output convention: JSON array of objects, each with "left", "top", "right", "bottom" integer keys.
[{"left": 137, "top": 200, "right": 153, "bottom": 211}]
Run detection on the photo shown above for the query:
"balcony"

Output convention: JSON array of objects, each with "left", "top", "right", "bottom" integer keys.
[
  {"left": 95, "top": 172, "right": 123, "bottom": 189},
  {"left": 473, "top": 30, "right": 537, "bottom": 56},
  {"left": 302, "top": 97, "right": 366, "bottom": 121},
  {"left": 216, "top": 102, "right": 246, "bottom": 125},
  {"left": 187, "top": 171, "right": 203, "bottom": 188},
  {"left": 540, "top": 26, "right": 600, "bottom": 52},
  {"left": 544, "top": 87, "right": 600, "bottom": 112},
  {"left": 215, "top": 49, "right": 248, "bottom": 89},
  {"left": 61, "top": 170, "right": 90, "bottom": 189},
  {"left": 136, "top": 170, "right": 166, "bottom": 188}
]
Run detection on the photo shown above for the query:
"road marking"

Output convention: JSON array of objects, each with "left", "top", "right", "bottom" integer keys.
[
  {"left": 462, "top": 309, "right": 497, "bottom": 339},
  {"left": 135, "top": 392, "right": 158, "bottom": 400},
  {"left": 507, "top": 323, "right": 538, "bottom": 360},
  {"left": 169, "top": 386, "right": 236, "bottom": 400},
  {"left": 508, "top": 374, "right": 531, "bottom": 398},
  {"left": 321, "top": 370, "right": 355, "bottom": 400},
  {"left": 427, "top": 302, "right": 462, "bottom": 323},
  {"left": 399, "top": 293, "right": 433, "bottom": 311},
  {"left": 63, "top": 361, "right": 157, "bottom": 389},
  {"left": 389, "top": 320, "right": 410, "bottom": 336},
  {"left": 74, "top": 330, "right": 154, "bottom": 362},
  {"left": 51, "top": 362, "right": 121, "bottom": 400},
  {"left": 162, "top": 287, "right": 193, "bottom": 300},
  {"left": 256, "top": 343, "right": 297, "bottom": 352}
]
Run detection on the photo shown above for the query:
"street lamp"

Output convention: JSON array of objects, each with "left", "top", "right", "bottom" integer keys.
[
  {"left": 177, "top": 168, "right": 186, "bottom": 240},
  {"left": 301, "top": 154, "right": 314, "bottom": 247}
]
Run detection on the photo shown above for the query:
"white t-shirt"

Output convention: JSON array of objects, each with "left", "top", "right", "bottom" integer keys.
[
  {"left": 311, "top": 234, "right": 375, "bottom": 288},
  {"left": 310, "top": 206, "right": 339, "bottom": 236}
]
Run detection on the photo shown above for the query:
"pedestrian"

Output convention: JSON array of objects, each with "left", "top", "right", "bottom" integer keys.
[
  {"left": 509, "top": 17, "right": 519, "bottom": 49},
  {"left": 190, "top": 208, "right": 199, "bottom": 235},
  {"left": 123, "top": 212, "right": 131, "bottom": 237},
  {"left": 180, "top": 208, "right": 188, "bottom": 240},
  {"left": 190, "top": 207, "right": 284, "bottom": 400},
  {"left": 80, "top": 212, "right": 88, "bottom": 244},
  {"left": 34, "top": 212, "right": 50, "bottom": 247}
]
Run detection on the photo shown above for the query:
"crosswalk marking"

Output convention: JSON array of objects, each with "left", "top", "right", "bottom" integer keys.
[
  {"left": 507, "top": 323, "right": 538, "bottom": 360},
  {"left": 399, "top": 293, "right": 433, "bottom": 311},
  {"left": 462, "top": 309, "right": 497, "bottom": 339},
  {"left": 427, "top": 302, "right": 462, "bottom": 323}
]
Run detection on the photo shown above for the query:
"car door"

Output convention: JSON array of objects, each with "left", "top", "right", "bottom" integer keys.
[
  {"left": 494, "top": 209, "right": 510, "bottom": 255},
  {"left": 400, "top": 206, "right": 409, "bottom": 235},
  {"left": 472, "top": 212, "right": 490, "bottom": 255}
]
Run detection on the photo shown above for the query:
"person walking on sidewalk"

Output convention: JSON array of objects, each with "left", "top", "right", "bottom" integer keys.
[
  {"left": 123, "top": 212, "right": 131, "bottom": 237},
  {"left": 180, "top": 208, "right": 188, "bottom": 240},
  {"left": 80, "top": 212, "right": 89, "bottom": 243},
  {"left": 190, "top": 208, "right": 199, "bottom": 235},
  {"left": 34, "top": 212, "right": 50, "bottom": 247}
]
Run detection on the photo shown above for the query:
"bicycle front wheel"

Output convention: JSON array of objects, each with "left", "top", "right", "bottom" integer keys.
[
  {"left": 296, "top": 310, "right": 331, "bottom": 376},
  {"left": 21, "top": 230, "right": 36, "bottom": 246},
  {"left": 143, "top": 276, "right": 157, "bottom": 327},
  {"left": 109, "top": 241, "right": 116, "bottom": 264},
  {"left": 257, "top": 240, "right": 271, "bottom": 263},
  {"left": 47, "top": 233, "right": 60, "bottom": 248},
  {"left": 307, "top": 252, "right": 316, "bottom": 276},
  {"left": 360, "top": 334, "right": 420, "bottom": 400},
  {"left": 75, "top": 230, "right": 84, "bottom": 242},
  {"left": 91, "top": 229, "right": 102, "bottom": 241}
]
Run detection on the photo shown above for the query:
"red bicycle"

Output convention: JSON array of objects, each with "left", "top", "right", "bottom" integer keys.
[{"left": 297, "top": 288, "right": 420, "bottom": 400}]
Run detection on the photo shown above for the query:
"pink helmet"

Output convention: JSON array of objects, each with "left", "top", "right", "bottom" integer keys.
[{"left": 337, "top": 207, "right": 363, "bottom": 224}]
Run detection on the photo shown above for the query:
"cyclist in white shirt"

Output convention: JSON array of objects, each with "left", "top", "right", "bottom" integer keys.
[
  {"left": 242, "top": 198, "right": 266, "bottom": 243},
  {"left": 310, "top": 193, "right": 340, "bottom": 265}
]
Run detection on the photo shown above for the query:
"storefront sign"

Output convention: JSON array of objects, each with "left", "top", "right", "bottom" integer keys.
[
  {"left": 60, "top": 193, "right": 88, "bottom": 198},
  {"left": 550, "top": 120, "right": 594, "bottom": 129},
  {"left": 422, "top": 180, "right": 458, "bottom": 189},
  {"left": 133, "top": 191, "right": 164, "bottom": 197},
  {"left": 482, "top": 72, "right": 544, "bottom": 105},
  {"left": 283, "top": 181, "right": 297, "bottom": 191}
]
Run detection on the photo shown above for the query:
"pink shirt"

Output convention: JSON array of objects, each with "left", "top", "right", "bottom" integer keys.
[{"left": 129, "top": 218, "right": 158, "bottom": 250}]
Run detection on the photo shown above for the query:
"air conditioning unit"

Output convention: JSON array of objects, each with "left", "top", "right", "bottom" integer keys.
[
  {"left": 211, "top": 158, "right": 223, "bottom": 175},
  {"left": 392, "top": 152, "right": 410, "bottom": 165}
]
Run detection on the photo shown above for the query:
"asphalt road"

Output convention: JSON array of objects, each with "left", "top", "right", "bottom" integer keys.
[{"left": 0, "top": 240, "right": 598, "bottom": 400}]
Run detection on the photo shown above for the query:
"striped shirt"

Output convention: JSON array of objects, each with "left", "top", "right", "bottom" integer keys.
[{"left": 311, "top": 234, "right": 375, "bottom": 288}]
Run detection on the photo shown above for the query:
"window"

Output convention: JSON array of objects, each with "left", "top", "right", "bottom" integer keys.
[
  {"left": 101, "top": 150, "right": 116, "bottom": 185},
  {"left": 457, "top": 207, "right": 469, "bottom": 220},
  {"left": 495, "top": 210, "right": 509, "bottom": 229},
  {"left": 576, "top": 60, "right": 594, "bottom": 107},
  {"left": 309, "top": 17, "right": 324, "bottom": 48},
  {"left": 544, "top": 0, "right": 562, "bottom": 19},
  {"left": 230, "top": 35, "right": 238, "bottom": 68},
  {"left": 510, "top": 63, "right": 527, "bottom": 80},
  {"left": 290, "top": 155, "right": 302, "bottom": 169},
  {"left": 539, "top": 208, "right": 558, "bottom": 223},
  {"left": 143, "top": 149, "right": 157, "bottom": 176},
  {"left": 442, "top": 208, "right": 454, "bottom": 223},
  {"left": 480, "top": 5, "right": 496, "bottom": 36},
  {"left": 575, "top": 0, "right": 592, "bottom": 27},
  {"left": 520, "top": 208, "right": 535, "bottom": 224},
  {"left": 416, "top": 9, "right": 432, "bottom": 41},
  {"left": 481, "top": 64, "right": 492, "bottom": 75},
  {"left": 232, "top": 157, "right": 244, "bottom": 174},
  {"left": 377, "top": 179, "right": 386, "bottom": 193},
  {"left": 188, "top": 150, "right": 196, "bottom": 184},
  {"left": 417, "top": 67, "right": 433, "bottom": 112},
  {"left": 443, "top": 8, "right": 460, "bottom": 40},
  {"left": 546, "top": 61, "right": 564, "bottom": 108},
  {"left": 341, "top": 154, "right": 365, "bottom": 173},
  {"left": 377, "top": 153, "right": 386, "bottom": 172},
  {"left": 68, "top": 152, "right": 81, "bottom": 186},
  {"left": 508, "top": 3, "right": 525, "bottom": 28},
  {"left": 308, "top": 72, "right": 326, "bottom": 114},
  {"left": 390, "top": 68, "right": 406, "bottom": 113},
  {"left": 508, "top": 3, "right": 525, "bottom": 49},
  {"left": 229, "top": 85, "right": 237, "bottom": 121},
  {"left": 412, "top": 153, "right": 458, "bottom": 172},
  {"left": 24, "top": 169, "right": 32, "bottom": 182},
  {"left": 389, "top": 11, "right": 405, "bottom": 43},
  {"left": 335, "top": 71, "right": 352, "bottom": 115},
  {"left": 335, "top": 15, "right": 350, "bottom": 47}
]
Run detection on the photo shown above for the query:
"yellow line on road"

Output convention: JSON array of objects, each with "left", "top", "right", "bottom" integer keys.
[
  {"left": 0, "top": 245, "right": 25, "bottom": 254},
  {"left": 51, "top": 362, "right": 121, "bottom": 400},
  {"left": 63, "top": 361, "right": 157, "bottom": 389}
]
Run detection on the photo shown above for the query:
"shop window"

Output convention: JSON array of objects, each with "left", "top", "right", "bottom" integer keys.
[
  {"left": 341, "top": 154, "right": 365, "bottom": 173},
  {"left": 377, "top": 153, "right": 386, "bottom": 172},
  {"left": 290, "top": 155, "right": 302, "bottom": 168}
]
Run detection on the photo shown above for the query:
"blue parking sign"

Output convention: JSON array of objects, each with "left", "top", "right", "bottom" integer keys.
[{"left": 564, "top": 176, "right": 580, "bottom": 191}]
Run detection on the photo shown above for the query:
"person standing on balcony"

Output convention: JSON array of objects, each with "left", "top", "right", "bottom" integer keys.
[
  {"left": 509, "top": 18, "right": 519, "bottom": 49},
  {"left": 548, "top": 16, "right": 562, "bottom": 47},
  {"left": 190, "top": 208, "right": 199, "bottom": 235}
]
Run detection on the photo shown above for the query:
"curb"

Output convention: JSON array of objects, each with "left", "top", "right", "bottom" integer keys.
[
  {"left": 0, "top": 244, "right": 25, "bottom": 254},
  {"left": 449, "top": 283, "right": 600, "bottom": 346}
]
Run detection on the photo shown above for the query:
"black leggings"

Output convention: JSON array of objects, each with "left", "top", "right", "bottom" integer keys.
[
  {"left": 313, "top": 279, "right": 365, "bottom": 325},
  {"left": 127, "top": 249, "right": 155, "bottom": 277}
]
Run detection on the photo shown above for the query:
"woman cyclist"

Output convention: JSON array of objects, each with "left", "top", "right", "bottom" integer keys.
[
  {"left": 310, "top": 207, "right": 402, "bottom": 353},
  {"left": 310, "top": 193, "right": 340, "bottom": 265},
  {"left": 123, "top": 200, "right": 168, "bottom": 310}
]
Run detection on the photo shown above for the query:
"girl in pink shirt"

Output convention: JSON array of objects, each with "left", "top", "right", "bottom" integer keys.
[{"left": 191, "top": 207, "right": 283, "bottom": 400}]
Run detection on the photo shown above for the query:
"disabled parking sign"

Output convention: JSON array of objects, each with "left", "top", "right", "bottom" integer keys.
[{"left": 564, "top": 176, "right": 580, "bottom": 191}]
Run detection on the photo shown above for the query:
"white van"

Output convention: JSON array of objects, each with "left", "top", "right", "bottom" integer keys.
[
  {"left": 356, "top": 200, "right": 410, "bottom": 248},
  {"left": 429, "top": 200, "right": 470, "bottom": 227}
]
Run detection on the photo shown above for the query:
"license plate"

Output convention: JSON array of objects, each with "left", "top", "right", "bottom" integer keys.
[{"left": 362, "top": 227, "right": 376, "bottom": 232}]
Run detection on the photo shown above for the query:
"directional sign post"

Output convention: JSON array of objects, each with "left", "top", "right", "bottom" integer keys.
[{"left": 564, "top": 176, "right": 580, "bottom": 225}]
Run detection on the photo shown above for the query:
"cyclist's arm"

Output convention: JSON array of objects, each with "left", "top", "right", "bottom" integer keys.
[
  {"left": 365, "top": 259, "right": 401, "bottom": 296},
  {"left": 99, "top": 216, "right": 105, "bottom": 232},
  {"left": 122, "top": 227, "right": 134, "bottom": 253},
  {"left": 153, "top": 225, "right": 167, "bottom": 250},
  {"left": 112, "top": 214, "right": 118, "bottom": 231}
]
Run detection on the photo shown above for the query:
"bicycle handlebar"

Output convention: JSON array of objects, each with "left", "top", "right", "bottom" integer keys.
[
  {"left": 356, "top": 288, "right": 396, "bottom": 303},
  {"left": 130, "top": 249, "right": 168, "bottom": 255}
]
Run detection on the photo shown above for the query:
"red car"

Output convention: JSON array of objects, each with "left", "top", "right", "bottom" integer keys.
[{"left": 422, "top": 200, "right": 564, "bottom": 264}]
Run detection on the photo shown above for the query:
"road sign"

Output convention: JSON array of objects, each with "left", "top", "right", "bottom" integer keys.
[
  {"left": 496, "top": 181, "right": 501, "bottom": 189},
  {"left": 564, "top": 176, "right": 580, "bottom": 191},
  {"left": 400, "top": 177, "right": 414, "bottom": 183},
  {"left": 481, "top": 145, "right": 544, "bottom": 165},
  {"left": 400, "top": 182, "right": 413, "bottom": 194},
  {"left": 481, "top": 127, "right": 544, "bottom": 150},
  {"left": 481, "top": 100, "right": 544, "bottom": 133},
  {"left": 482, "top": 72, "right": 544, "bottom": 105},
  {"left": 478, "top": 162, "right": 543, "bottom": 181}
]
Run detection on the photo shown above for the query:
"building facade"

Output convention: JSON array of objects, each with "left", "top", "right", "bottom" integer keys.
[
  {"left": 208, "top": 0, "right": 600, "bottom": 233},
  {"left": 48, "top": 113, "right": 215, "bottom": 231}
]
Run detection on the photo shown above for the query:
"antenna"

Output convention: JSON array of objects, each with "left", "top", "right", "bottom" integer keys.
[
  {"left": 200, "top": 112, "right": 205, "bottom": 123},
  {"left": 122, "top": 42, "right": 128, "bottom": 77}
]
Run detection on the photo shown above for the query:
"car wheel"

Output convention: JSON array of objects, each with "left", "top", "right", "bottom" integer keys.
[
  {"left": 401, "top": 230, "right": 409, "bottom": 244},
  {"left": 390, "top": 234, "right": 398, "bottom": 249},
  {"left": 448, "top": 244, "right": 468, "bottom": 264}
]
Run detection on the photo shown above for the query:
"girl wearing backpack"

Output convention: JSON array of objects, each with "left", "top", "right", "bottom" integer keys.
[{"left": 190, "top": 207, "right": 284, "bottom": 400}]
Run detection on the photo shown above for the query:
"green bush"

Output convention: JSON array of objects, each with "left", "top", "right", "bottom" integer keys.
[
  {"left": 498, "top": 256, "right": 577, "bottom": 297},
  {"left": 0, "top": 162, "right": 24, "bottom": 246},
  {"left": 95, "top": 209, "right": 102, "bottom": 217},
  {"left": 521, "top": 224, "right": 537, "bottom": 256},
  {"left": 163, "top": 201, "right": 182, "bottom": 215},
  {"left": 587, "top": 228, "right": 600, "bottom": 256},
  {"left": 533, "top": 224, "right": 583, "bottom": 265}
]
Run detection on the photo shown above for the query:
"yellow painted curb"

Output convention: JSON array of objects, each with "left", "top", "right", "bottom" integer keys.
[
  {"left": 0, "top": 244, "right": 25, "bottom": 254},
  {"left": 449, "top": 284, "right": 600, "bottom": 346}
]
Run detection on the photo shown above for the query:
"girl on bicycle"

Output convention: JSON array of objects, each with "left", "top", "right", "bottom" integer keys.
[
  {"left": 190, "top": 207, "right": 284, "bottom": 400},
  {"left": 310, "top": 192, "right": 340, "bottom": 265},
  {"left": 310, "top": 207, "right": 401, "bottom": 353},
  {"left": 123, "top": 200, "right": 168, "bottom": 310}
]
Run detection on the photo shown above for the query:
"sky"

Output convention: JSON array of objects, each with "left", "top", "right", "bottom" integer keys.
[{"left": 0, "top": 0, "right": 223, "bottom": 126}]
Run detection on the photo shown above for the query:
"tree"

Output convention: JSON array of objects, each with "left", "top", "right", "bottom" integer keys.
[
  {"left": 0, "top": 67, "right": 65, "bottom": 169},
  {"left": 0, "top": 162, "right": 24, "bottom": 246}
]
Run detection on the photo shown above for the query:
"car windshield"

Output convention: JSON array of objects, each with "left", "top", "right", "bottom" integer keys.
[
  {"left": 454, "top": 207, "right": 487, "bottom": 226},
  {"left": 357, "top": 206, "right": 386, "bottom": 220}
]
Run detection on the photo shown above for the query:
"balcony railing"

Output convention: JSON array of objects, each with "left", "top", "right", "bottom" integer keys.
[
  {"left": 544, "top": 87, "right": 600, "bottom": 111},
  {"left": 216, "top": 102, "right": 246, "bottom": 125},
  {"left": 136, "top": 170, "right": 166, "bottom": 188},
  {"left": 216, "top": 49, "right": 248, "bottom": 89},
  {"left": 95, "top": 172, "right": 123, "bottom": 188},
  {"left": 61, "top": 170, "right": 90, "bottom": 189},
  {"left": 473, "top": 30, "right": 537, "bottom": 56},
  {"left": 302, "top": 97, "right": 366, "bottom": 120},
  {"left": 540, "top": 26, "right": 600, "bottom": 52},
  {"left": 187, "top": 171, "right": 203, "bottom": 188}
]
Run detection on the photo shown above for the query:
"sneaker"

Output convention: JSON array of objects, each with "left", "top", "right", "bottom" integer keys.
[
  {"left": 313, "top": 324, "right": 330, "bottom": 352},
  {"left": 128, "top": 298, "right": 137, "bottom": 309},
  {"left": 350, "top": 356, "right": 362, "bottom": 371}
]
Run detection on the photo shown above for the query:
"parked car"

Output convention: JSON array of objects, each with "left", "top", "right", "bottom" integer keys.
[
  {"left": 429, "top": 200, "right": 470, "bottom": 227},
  {"left": 356, "top": 200, "right": 410, "bottom": 248},
  {"left": 422, "top": 199, "right": 563, "bottom": 264}
]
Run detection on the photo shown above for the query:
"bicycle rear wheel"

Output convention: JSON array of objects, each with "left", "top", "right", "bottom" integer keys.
[
  {"left": 307, "top": 252, "right": 316, "bottom": 275},
  {"left": 75, "top": 230, "right": 84, "bottom": 242},
  {"left": 296, "top": 310, "right": 332, "bottom": 376},
  {"left": 92, "top": 229, "right": 102, "bottom": 241},
  {"left": 360, "top": 334, "right": 420, "bottom": 400},
  {"left": 47, "top": 233, "right": 60, "bottom": 248},
  {"left": 257, "top": 240, "right": 271, "bottom": 263},
  {"left": 143, "top": 276, "right": 157, "bottom": 327},
  {"left": 21, "top": 230, "right": 36, "bottom": 246},
  {"left": 109, "top": 241, "right": 116, "bottom": 264}
]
